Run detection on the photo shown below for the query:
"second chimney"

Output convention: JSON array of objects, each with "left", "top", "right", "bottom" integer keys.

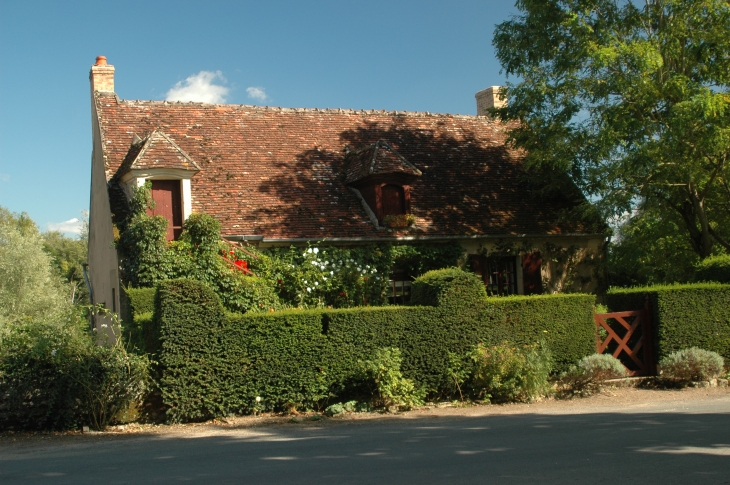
[
  {"left": 90, "top": 56, "right": 115, "bottom": 93},
  {"left": 475, "top": 86, "right": 505, "bottom": 116}
]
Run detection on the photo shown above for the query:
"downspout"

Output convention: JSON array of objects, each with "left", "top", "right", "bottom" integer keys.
[{"left": 82, "top": 263, "right": 94, "bottom": 329}]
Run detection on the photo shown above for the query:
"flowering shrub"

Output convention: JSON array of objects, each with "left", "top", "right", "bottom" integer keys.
[
  {"left": 249, "top": 245, "right": 391, "bottom": 308},
  {"left": 118, "top": 183, "right": 465, "bottom": 311}
]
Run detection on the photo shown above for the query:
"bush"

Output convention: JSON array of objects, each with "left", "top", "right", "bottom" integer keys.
[
  {"left": 411, "top": 268, "right": 486, "bottom": 307},
  {"left": 560, "top": 354, "right": 628, "bottom": 394},
  {"left": 358, "top": 347, "right": 424, "bottom": 411},
  {"left": 695, "top": 255, "right": 730, "bottom": 283},
  {"left": 0, "top": 309, "right": 150, "bottom": 430},
  {"left": 607, "top": 283, "right": 730, "bottom": 363},
  {"left": 150, "top": 279, "right": 595, "bottom": 421},
  {"left": 659, "top": 348, "right": 724, "bottom": 384},
  {"left": 467, "top": 342, "right": 552, "bottom": 403}
]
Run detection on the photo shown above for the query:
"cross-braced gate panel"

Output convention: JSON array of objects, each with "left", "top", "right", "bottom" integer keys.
[{"left": 594, "top": 304, "right": 655, "bottom": 376}]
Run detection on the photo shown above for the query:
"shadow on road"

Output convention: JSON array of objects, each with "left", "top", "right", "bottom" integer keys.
[{"left": 2, "top": 409, "right": 729, "bottom": 484}]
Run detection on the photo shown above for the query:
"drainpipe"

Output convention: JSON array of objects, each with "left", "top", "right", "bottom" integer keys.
[{"left": 82, "top": 263, "right": 94, "bottom": 329}]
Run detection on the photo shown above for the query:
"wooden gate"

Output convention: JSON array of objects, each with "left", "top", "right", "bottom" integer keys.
[{"left": 594, "top": 301, "right": 655, "bottom": 376}]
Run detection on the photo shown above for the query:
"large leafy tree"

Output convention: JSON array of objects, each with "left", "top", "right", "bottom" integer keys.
[{"left": 493, "top": 0, "right": 730, "bottom": 259}]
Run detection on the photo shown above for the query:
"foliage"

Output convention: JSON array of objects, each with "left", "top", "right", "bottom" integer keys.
[
  {"left": 559, "top": 354, "right": 628, "bottom": 394},
  {"left": 0, "top": 207, "right": 67, "bottom": 327},
  {"left": 117, "top": 184, "right": 171, "bottom": 287},
  {"left": 324, "top": 400, "right": 359, "bottom": 416},
  {"left": 493, "top": 0, "right": 730, "bottom": 260},
  {"left": 150, "top": 277, "right": 595, "bottom": 421},
  {"left": 382, "top": 214, "right": 415, "bottom": 228},
  {"left": 609, "top": 207, "right": 699, "bottom": 287},
  {"left": 358, "top": 347, "right": 424, "bottom": 411},
  {"left": 695, "top": 254, "right": 730, "bottom": 283},
  {"left": 0, "top": 306, "right": 150, "bottom": 430},
  {"left": 410, "top": 267, "right": 486, "bottom": 307},
  {"left": 467, "top": 342, "right": 552, "bottom": 403},
  {"left": 42, "top": 224, "right": 89, "bottom": 305},
  {"left": 659, "top": 347, "right": 724, "bottom": 383},
  {"left": 607, "top": 283, "right": 730, "bottom": 362}
]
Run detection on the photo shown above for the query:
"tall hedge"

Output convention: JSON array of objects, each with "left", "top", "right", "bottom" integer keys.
[
  {"left": 607, "top": 283, "right": 730, "bottom": 362},
  {"left": 695, "top": 255, "right": 730, "bottom": 283},
  {"left": 153, "top": 271, "right": 596, "bottom": 421}
]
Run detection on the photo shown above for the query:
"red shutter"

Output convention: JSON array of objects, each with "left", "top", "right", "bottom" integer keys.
[
  {"left": 522, "top": 252, "right": 543, "bottom": 295},
  {"left": 148, "top": 180, "right": 183, "bottom": 241},
  {"left": 381, "top": 184, "right": 405, "bottom": 216}
]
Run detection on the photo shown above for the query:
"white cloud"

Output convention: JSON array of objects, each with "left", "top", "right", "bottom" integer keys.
[
  {"left": 0, "top": 173, "right": 9, "bottom": 182},
  {"left": 47, "top": 218, "right": 83, "bottom": 235},
  {"left": 246, "top": 86, "right": 268, "bottom": 102},
  {"left": 166, "top": 71, "right": 229, "bottom": 103}
]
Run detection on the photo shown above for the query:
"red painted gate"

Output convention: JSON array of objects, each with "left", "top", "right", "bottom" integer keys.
[{"left": 594, "top": 300, "right": 655, "bottom": 376}]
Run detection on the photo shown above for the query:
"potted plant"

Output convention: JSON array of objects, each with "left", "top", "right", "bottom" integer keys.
[{"left": 382, "top": 214, "right": 415, "bottom": 228}]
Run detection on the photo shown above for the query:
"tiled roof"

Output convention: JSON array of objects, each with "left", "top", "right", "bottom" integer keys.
[
  {"left": 345, "top": 140, "right": 422, "bottom": 184},
  {"left": 95, "top": 93, "right": 594, "bottom": 240},
  {"left": 116, "top": 130, "right": 200, "bottom": 176}
]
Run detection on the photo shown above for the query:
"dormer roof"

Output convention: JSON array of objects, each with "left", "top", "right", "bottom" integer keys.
[
  {"left": 116, "top": 130, "right": 200, "bottom": 177},
  {"left": 345, "top": 140, "right": 422, "bottom": 185}
]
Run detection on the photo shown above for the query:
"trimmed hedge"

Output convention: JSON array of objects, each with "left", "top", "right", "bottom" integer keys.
[
  {"left": 122, "top": 286, "right": 157, "bottom": 353},
  {"left": 607, "top": 283, "right": 730, "bottom": 362},
  {"left": 695, "top": 255, "right": 730, "bottom": 283},
  {"left": 154, "top": 270, "right": 596, "bottom": 421},
  {"left": 411, "top": 267, "right": 487, "bottom": 307}
]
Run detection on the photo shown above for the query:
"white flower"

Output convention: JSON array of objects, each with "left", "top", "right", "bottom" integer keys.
[
  {"left": 315, "top": 282, "right": 319, "bottom": 286},
  {"left": 101, "top": 324, "right": 108, "bottom": 328},
  {"left": 307, "top": 287, "right": 312, "bottom": 292},
  {"left": 313, "top": 248, "right": 319, "bottom": 254},
  {"left": 51, "top": 349, "right": 57, "bottom": 357},
  {"left": 311, "top": 261, "right": 318, "bottom": 266},
  {"left": 330, "top": 271, "right": 334, "bottom": 275},
  {"left": 323, "top": 277, "right": 327, "bottom": 281},
  {"left": 255, "top": 396, "right": 262, "bottom": 403},
  {"left": 372, "top": 268, "right": 377, "bottom": 273},
  {"left": 366, "top": 265, "right": 370, "bottom": 268},
  {"left": 307, "top": 248, "right": 313, "bottom": 253}
]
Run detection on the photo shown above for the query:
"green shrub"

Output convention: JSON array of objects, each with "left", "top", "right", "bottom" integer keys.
[
  {"left": 151, "top": 279, "right": 595, "bottom": 421},
  {"left": 607, "top": 283, "right": 730, "bottom": 362},
  {"left": 358, "top": 347, "right": 424, "bottom": 411},
  {"left": 155, "top": 279, "right": 231, "bottom": 423},
  {"left": 560, "top": 354, "right": 628, "bottom": 394},
  {"left": 467, "top": 342, "right": 552, "bottom": 403},
  {"left": 695, "top": 255, "right": 730, "bottom": 283},
  {"left": 0, "top": 309, "right": 150, "bottom": 431},
  {"left": 411, "top": 268, "right": 486, "bottom": 307},
  {"left": 659, "top": 347, "right": 724, "bottom": 384},
  {"left": 179, "top": 213, "right": 221, "bottom": 254}
]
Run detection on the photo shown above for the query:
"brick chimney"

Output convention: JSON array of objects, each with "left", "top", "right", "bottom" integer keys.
[
  {"left": 90, "top": 56, "right": 114, "bottom": 92},
  {"left": 475, "top": 86, "right": 505, "bottom": 116}
]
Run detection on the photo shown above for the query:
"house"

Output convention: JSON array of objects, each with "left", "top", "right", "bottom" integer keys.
[{"left": 88, "top": 56, "right": 605, "bottom": 327}]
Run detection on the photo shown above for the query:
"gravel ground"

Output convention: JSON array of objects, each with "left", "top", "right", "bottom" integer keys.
[{"left": 1, "top": 385, "right": 728, "bottom": 449}]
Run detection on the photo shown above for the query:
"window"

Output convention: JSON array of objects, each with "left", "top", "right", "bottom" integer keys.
[
  {"left": 147, "top": 180, "right": 183, "bottom": 241},
  {"left": 381, "top": 184, "right": 405, "bottom": 217},
  {"left": 469, "top": 254, "right": 518, "bottom": 296},
  {"left": 388, "top": 272, "right": 412, "bottom": 304}
]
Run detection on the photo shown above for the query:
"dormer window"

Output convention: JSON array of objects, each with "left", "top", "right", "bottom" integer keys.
[
  {"left": 344, "top": 140, "right": 421, "bottom": 228},
  {"left": 116, "top": 130, "right": 200, "bottom": 241}
]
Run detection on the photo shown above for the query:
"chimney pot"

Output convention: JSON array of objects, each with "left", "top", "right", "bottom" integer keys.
[{"left": 90, "top": 56, "right": 115, "bottom": 93}]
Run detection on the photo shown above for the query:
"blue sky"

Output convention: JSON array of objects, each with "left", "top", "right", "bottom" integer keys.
[{"left": 0, "top": 0, "right": 520, "bottom": 235}]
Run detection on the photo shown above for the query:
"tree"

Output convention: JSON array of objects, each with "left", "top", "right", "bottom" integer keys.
[
  {"left": 42, "top": 215, "right": 89, "bottom": 305},
  {"left": 493, "top": 0, "right": 730, "bottom": 260},
  {"left": 0, "top": 207, "right": 66, "bottom": 327}
]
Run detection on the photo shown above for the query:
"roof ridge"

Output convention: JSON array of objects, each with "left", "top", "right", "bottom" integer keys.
[{"left": 95, "top": 92, "right": 501, "bottom": 121}]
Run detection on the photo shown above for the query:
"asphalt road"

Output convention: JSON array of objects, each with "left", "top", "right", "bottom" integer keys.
[{"left": 2, "top": 396, "right": 729, "bottom": 485}]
